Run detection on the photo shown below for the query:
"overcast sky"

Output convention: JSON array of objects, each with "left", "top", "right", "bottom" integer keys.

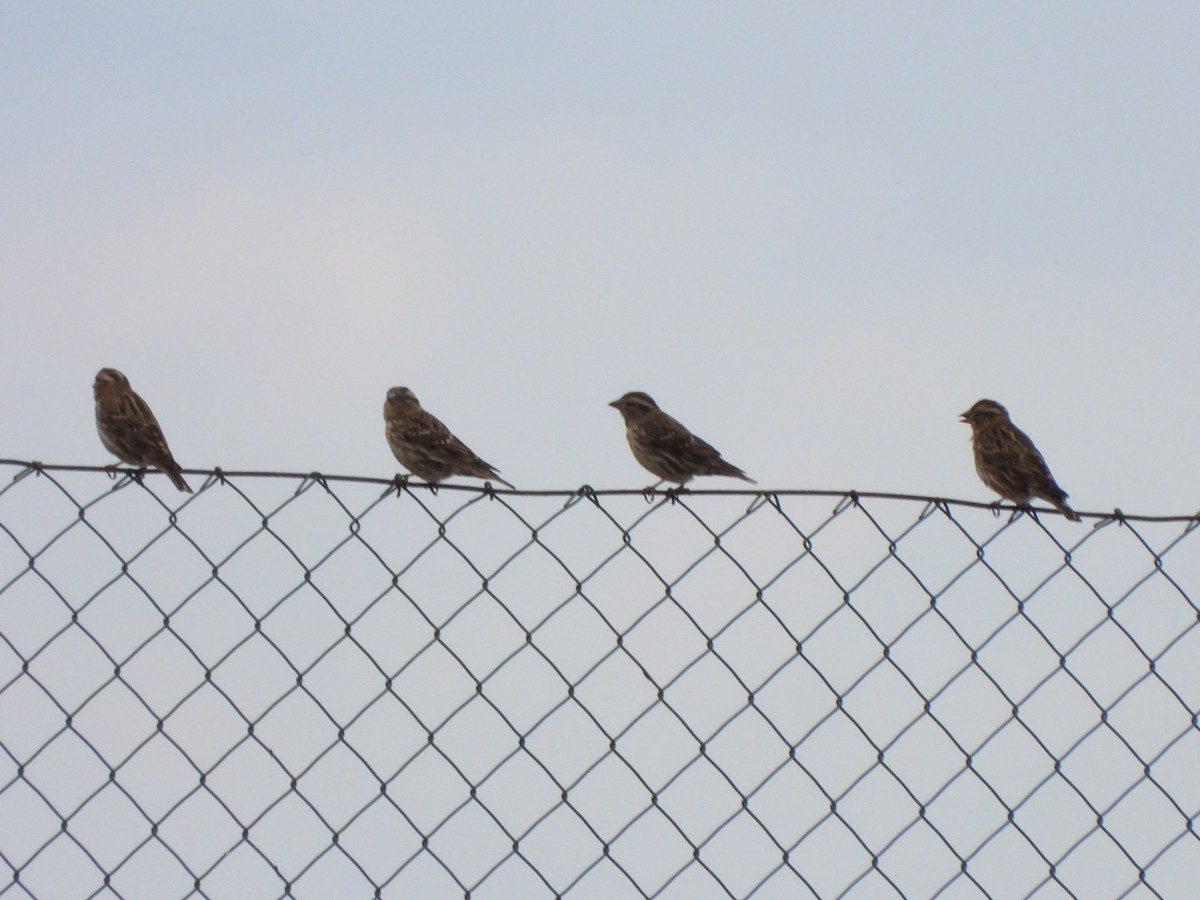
[
  {"left": 3, "top": 7, "right": 1199, "bottom": 897},
  {"left": 3, "top": 3, "right": 1199, "bottom": 510}
]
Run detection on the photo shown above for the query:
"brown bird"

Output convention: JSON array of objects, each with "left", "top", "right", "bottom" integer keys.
[
  {"left": 960, "top": 399, "right": 1080, "bottom": 521},
  {"left": 94, "top": 368, "right": 192, "bottom": 493},
  {"left": 383, "top": 387, "right": 514, "bottom": 489},
  {"left": 609, "top": 391, "right": 755, "bottom": 490}
]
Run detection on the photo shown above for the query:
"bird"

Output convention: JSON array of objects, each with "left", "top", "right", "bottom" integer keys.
[
  {"left": 960, "top": 399, "right": 1080, "bottom": 521},
  {"left": 383, "top": 387, "right": 514, "bottom": 489},
  {"left": 93, "top": 368, "right": 192, "bottom": 493},
  {"left": 608, "top": 391, "right": 755, "bottom": 491}
]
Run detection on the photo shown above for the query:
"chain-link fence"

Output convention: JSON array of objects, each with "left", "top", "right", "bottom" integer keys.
[{"left": 0, "top": 460, "right": 1197, "bottom": 899}]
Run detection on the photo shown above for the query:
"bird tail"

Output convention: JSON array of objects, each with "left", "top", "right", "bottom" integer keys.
[
  {"left": 163, "top": 462, "right": 193, "bottom": 493},
  {"left": 1055, "top": 501, "right": 1081, "bottom": 522},
  {"left": 718, "top": 461, "right": 757, "bottom": 485},
  {"left": 473, "top": 459, "right": 513, "bottom": 490}
]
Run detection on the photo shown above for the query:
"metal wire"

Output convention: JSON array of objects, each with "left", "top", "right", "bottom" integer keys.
[{"left": 0, "top": 460, "right": 1196, "bottom": 899}]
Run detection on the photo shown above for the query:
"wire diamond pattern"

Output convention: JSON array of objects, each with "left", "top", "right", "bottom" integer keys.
[{"left": 0, "top": 461, "right": 1197, "bottom": 899}]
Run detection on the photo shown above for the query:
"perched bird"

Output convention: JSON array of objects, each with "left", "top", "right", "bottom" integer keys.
[
  {"left": 93, "top": 368, "right": 192, "bottom": 493},
  {"left": 609, "top": 391, "right": 755, "bottom": 490},
  {"left": 383, "top": 387, "right": 514, "bottom": 489},
  {"left": 960, "top": 399, "right": 1080, "bottom": 521}
]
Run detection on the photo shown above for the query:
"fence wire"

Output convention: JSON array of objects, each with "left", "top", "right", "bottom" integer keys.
[{"left": 0, "top": 460, "right": 1197, "bottom": 900}]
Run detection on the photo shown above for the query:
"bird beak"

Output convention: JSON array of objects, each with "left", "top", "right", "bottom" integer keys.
[
  {"left": 959, "top": 412, "right": 970, "bottom": 422},
  {"left": 607, "top": 399, "right": 620, "bottom": 408}
]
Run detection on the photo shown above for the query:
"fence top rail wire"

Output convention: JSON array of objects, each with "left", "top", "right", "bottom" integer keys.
[{"left": 3, "top": 459, "right": 1197, "bottom": 524}]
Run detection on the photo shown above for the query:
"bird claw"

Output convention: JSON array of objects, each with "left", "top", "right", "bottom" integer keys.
[{"left": 664, "top": 486, "right": 688, "bottom": 504}]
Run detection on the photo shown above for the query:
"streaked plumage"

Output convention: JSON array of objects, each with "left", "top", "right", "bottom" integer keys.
[
  {"left": 960, "top": 399, "right": 1080, "bottom": 521},
  {"left": 383, "top": 387, "right": 513, "bottom": 489},
  {"left": 609, "top": 391, "right": 755, "bottom": 489},
  {"left": 93, "top": 368, "right": 192, "bottom": 493}
]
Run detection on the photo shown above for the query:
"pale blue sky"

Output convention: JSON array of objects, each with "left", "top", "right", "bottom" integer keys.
[
  {"left": 1, "top": 7, "right": 1198, "bottom": 896},
  {"left": 3, "top": 3, "right": 1199, "bottom": 511}
]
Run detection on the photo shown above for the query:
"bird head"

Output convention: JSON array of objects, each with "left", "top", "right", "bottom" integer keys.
[
  {"left": 94, "top": 368, "right": 130, "bottom": 395},
  {"left": 385, "top": 387, "right": 420, "bottom": 411},
  {"left": 609, "top": 391, "right": 659, "bottom": 422},
  {"left": 960, "top": 399, "right": 1010, "bottom": 427}
]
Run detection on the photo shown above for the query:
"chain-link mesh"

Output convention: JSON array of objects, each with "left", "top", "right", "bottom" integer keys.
[{"left": 0, "top": 460, "right": 1197, "bottom": 899}]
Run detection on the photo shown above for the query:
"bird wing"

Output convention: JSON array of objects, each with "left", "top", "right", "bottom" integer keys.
[
  {"left": 639, "top": 413, "right": 699, "bottom": 455},
  {"left": 652, "top": 415, "right": 735, "bottom": 469},
  {"left": 1008, "top": 424, "right": 1070, "bottom": 501},
  {"left": 402, "top": 411, "right": 494, "bottom": 470},
  {"left": 111, "top": 390, "right": 178, "bottom": 466},
  {"left": 397, "top": 410, "right": 455, "bottom": 450},
  {"left": 977, "top": 423, "right": 1065, "bottom": 500}
]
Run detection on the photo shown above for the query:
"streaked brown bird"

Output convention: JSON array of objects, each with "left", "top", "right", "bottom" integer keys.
[
  {"left": 960, "top": 399, "right": 1080, "bottom": 521},
  {"left": 93, "top": 368, "right": 192, "bottom": 493},
  {"left": 383, "top": 387, "right": 514, "bottom": 489},
  {"left": 609, "top": 391, "right": 755, "bottom": 490}
]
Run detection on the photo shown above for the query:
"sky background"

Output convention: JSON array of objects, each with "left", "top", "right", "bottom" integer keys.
[
  {"left": 2, "top": 6, "right": 1199, "bottom": 896},
  {"left": 3, "top": 2, "right": 1200, "bottom": 509}
]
